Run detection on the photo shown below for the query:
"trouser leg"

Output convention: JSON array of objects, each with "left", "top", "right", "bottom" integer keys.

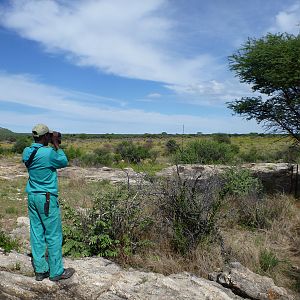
[
  {"left": 28, "top": 194, "right": 49, "bottom": 273},
  {"left": 43, "top": 195, "right": 64, "bottom": 278}
]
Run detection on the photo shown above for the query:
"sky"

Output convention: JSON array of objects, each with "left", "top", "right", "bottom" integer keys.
[{"left": 0, "top": 0, "right": 299, "bottom": 134}]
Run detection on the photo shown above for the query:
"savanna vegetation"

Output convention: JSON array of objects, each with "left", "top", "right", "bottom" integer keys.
[
  {"left": 0, "top": 32, "right": 300, "bottom": 296},
  {"left": 1, "top": 130, "right": 300, "bottom": 295},
  {"left": 1, "top": 127, "right": 300, "bottom": 173}
]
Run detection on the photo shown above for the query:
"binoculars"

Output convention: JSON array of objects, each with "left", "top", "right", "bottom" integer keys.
[{"left": 49, "top": 131, "right": 62, "bottom": 145}]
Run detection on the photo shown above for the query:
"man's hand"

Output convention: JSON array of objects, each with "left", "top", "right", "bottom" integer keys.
[{"left": 52, "top": 132, "right": 61, "bottom": 150}]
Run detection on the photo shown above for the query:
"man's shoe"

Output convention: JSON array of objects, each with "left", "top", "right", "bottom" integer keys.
[
  {"left": 49, "top": 268, "right": 75, "bottom": 282},
  {"left": 35, "top": 271, "right": 49, "bottom": 281}
]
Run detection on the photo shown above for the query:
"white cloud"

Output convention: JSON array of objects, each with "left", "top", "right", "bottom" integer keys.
[
  {"left": 268, "top": 3, "right": 300, "bottom": 34},
  {"left": 0, "top": 0, "right": 217, "bottom": 86},
  {"left": 0, "top": 72, "right": 262, "bottom": 133},
  {"left": 147, "top": 93, "right": 162, "bottom": 98},
  {"left": 165, "top": 79, "right": 255, "bottom": 106}
]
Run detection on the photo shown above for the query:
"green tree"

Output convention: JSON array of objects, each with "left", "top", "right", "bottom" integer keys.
[{"left": 228, "top": 33, "right": 300, "bottom": 142}]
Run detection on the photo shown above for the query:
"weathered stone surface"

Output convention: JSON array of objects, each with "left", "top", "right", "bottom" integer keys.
[
  {"left": 1, "top": 252, "right": 295, "bottom": 300},
  {"left": 0, "top": 158, "right": 295, "bottom": 194},
  {"left": 58, "top": 166, "right": 145, "bottom": 184},
  {"left": 9, "top": 217, "right": 31, "bottom": 253},
  {"left": 0, "top": 251, "right": 246, "bottom": 300},
  {"left": 156, "top": 163, "right": 294, "bottom": 193},
  {"left": 209, "top": 262, "right": 294, "bottom": 300},
  {"left": 16, "top": 217, "right": 30, "bottom": 227}
]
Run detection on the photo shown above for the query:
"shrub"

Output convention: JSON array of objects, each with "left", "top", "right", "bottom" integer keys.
[
  {"left": 5, "top": 207, "right": 18, "bottom": 214},
  {"left": 239, "top": 147, "right": 266, "bottom": 162},
  {"left": 61, "top": 203, "right": 92, "bottom": 257},
  {"left": 156, "top": 169, "right": 223, "bottom": 254},
  {"left": 93, "top": 148, "right": 113, "bottom": 166},
  {"left": 12, "top": 137, "right": 30, "bottom": 154},
  {"left": 80, "top": 148, "right": 113, "bottom": 167},
  {"left": 165, "top": 139, "right": 180, "bottom": 154},
  {"left": 273, "top": 144, "right": 300, "bottom": 163},
  {"left": 64, "top": 145, "right": 82, "bottom": 161},
  {"left": 221, "top": 168, "right": 263, "bottom": 198},
  {"left": 61, "top": 183, "right": 153, "bottom": 258},
  {"left": 221, "top": 168, "right": 294, "bottom": 229},
  {"left": 175, "top": 140, "right": 239, "bottom": 164},
  {"left": 212, "top": 133, "right": 231, "bottom": 144},
  {"left": 0, "top": 229, "right": 19, "bottom": 253},
  {"left": 115, "top": 141, "right": 152, "bottom": 163},
  {"left": 259, "top": 249, "right": 279, "bottom": 272}
]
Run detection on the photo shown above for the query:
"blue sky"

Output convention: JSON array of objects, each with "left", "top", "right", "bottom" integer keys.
[{"left": 0, "top": 0, "right": 299, "bottom": 134}]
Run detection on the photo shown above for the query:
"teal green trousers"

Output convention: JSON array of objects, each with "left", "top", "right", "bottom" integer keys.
[{"left": 27, "top": 193, "right": 64, "bottom": 278}]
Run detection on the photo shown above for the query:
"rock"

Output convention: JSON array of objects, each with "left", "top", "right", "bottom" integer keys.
[
  {"left": 209, "top": 261, "right": 294, "bottom": 300},
  {"left": 16, "top": 217, "right": 30, "bottom": 227},
  {"left": 58, "top": 166, "right": 145, "bottom": 185},
  {"left": 0, "top": 252, "right": 246, "bottom": 300},
  {"left": 156, "top": 163, "right": 294, "bottom": 194},
  {"left": 10, "top": 217, "right": 30, "bottom": 253},
  {"left": 0, "top": 251, "right": 34, "bottom": 276},
  {"left": 101, "top": 167, "right": 112, "bottom": 172},
  {"left": 0, "top": 158, "right": 295, "bottom": 194}
]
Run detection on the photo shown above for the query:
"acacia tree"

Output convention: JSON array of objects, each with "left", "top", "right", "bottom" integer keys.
[{"left": 228, "top": 33, "right": 300, "bottom": 142}]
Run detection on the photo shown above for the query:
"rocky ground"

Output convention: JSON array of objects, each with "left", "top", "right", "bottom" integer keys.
[
  {"left": 0, "top": 246, "right": 295, "bottom": 300},
  {"left": 0, "top": 157, "right": 295, "bottom": 191}
]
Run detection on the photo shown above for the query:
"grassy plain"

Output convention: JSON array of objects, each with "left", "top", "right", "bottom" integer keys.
[{"left": 57, "top": 133, "right": 298, "bottom": 171}]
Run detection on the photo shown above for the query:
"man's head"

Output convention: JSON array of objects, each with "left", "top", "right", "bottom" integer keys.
[{"left": 32, "top": 124, "right": 52, "bottom": 145}]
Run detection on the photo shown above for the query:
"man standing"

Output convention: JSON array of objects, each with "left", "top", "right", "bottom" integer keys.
[{"left": 22, "top": 124, "right": 75, "bottom": 281}]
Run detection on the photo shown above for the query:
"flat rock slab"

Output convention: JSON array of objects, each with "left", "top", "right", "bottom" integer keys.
[
  {"left": 0, "top": 251, "right": 244, "bottom": 300},
  {"left": 0, "top": 251, "right": 295, "bottom": 300}
]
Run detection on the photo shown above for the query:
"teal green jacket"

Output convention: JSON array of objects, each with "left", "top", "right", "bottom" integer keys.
[{"left": 22, "top": 143, "right": 68, "bottom": 196}]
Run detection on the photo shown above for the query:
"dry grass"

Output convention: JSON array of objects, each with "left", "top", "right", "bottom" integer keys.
[
  {"left": 123, "top": 239, "right": 224, "bottom": 278},
  {"left": 0, "top": 177, "right": 28, "bottom": 232},
  {"left": 220, "top": 194, "right": 300, "bottom": 294},
  {"left": 59, "top": 177, "right": 110, "bottom": 209},
  {"left": 119, "top": 193, "right": 300, "bottom": 297}
]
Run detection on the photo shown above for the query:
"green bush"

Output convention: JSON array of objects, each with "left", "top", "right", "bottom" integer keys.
[
  {"left": 64, "top": 146, "right": 82, "bottom": 160},
  {"left": 12, "top": 137, "right": 30, "bottom": 154},
  {"left": 239, "top": 147, "right": 266, "bottom": 162},
  {"left": 221, "top": 169, "right": 294, "bottom": 229},
  {"left": 259, "top": 249, "right": 279, "bottom": 272},
  {"left": 175, "top": 140, "right": 239, "bottom": 164},
  {"left": 165, "top": 139, "right": 180, "bottom": 154},
  {"left": 221, "top": 168, "right": 263, "bottom": 198},
  {"left": 61, "top": 184, "right": 153, "bottom": 258},
  {"left": 273, "top": 144, "right": 300, "bottom": 163},
  {"left": 157, "top": 171, "right": 222, "bottom": 254},
  {"left": 0, "top": 146, "right": 12, "bottom": 156},
  {"left": 5, "top": 207, "right": 18, "bottom": 214},
  {"left": 80, "top": 148, "right": 113, "bottom": 167},
  {"left": 115, "top": 141, "right": 152, "bottom": 163},
  {"left": 93, "top": 148, "right": 113, "bottom": 165},
  {"left": 0, "top": 230, "right": 19, "bottom": 253},
  {"left": 212, "top": 133, "right": 231, "bottom": 144}
]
